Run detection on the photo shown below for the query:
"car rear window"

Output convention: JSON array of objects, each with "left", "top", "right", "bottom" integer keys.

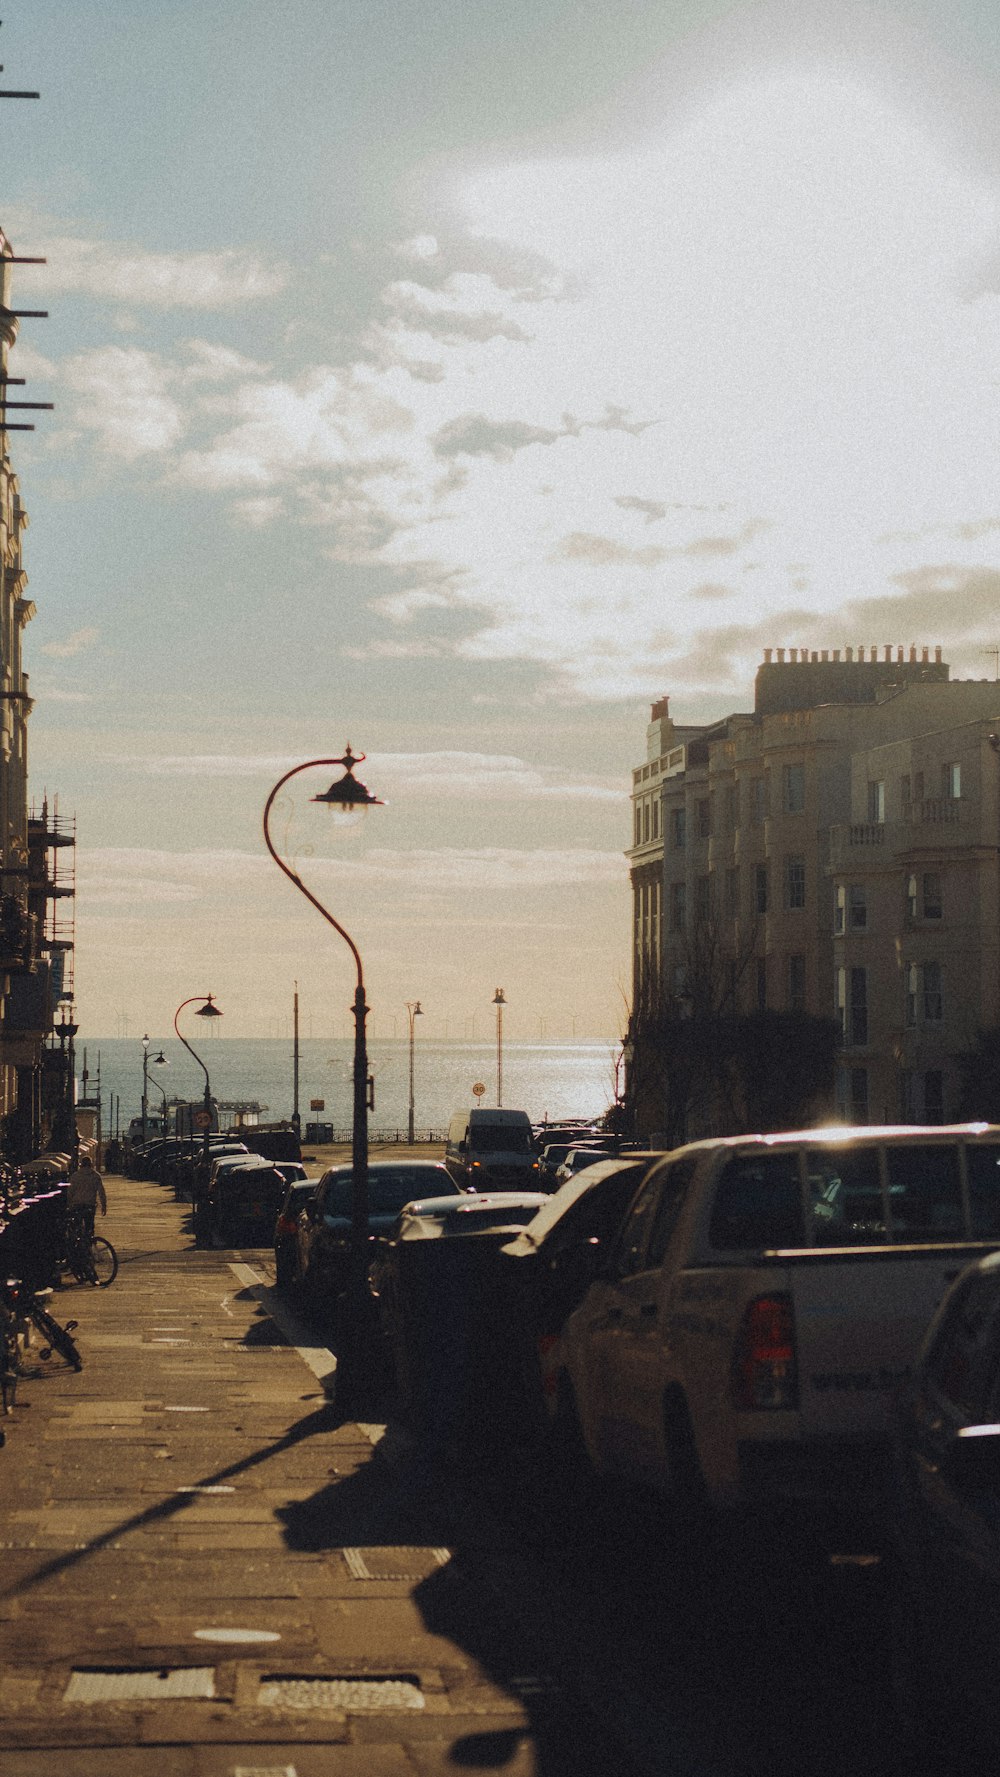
[
  {"left": 965, "top": 1145, "right": 1000, "bottom": 1238},
  {"left": 709, "top": 1154, "right": 807, "bottom": 1250},
  {"left": 885, "top": 1144, "right": 963, "bottom": 1240},
  {"left": 323, "top": 1170, "right": 458, "bottom": 1217}
]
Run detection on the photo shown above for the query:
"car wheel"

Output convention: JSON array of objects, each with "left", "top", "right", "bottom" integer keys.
[{"left": 662, "top": 1387, "right": 711, "bottom": 1531}]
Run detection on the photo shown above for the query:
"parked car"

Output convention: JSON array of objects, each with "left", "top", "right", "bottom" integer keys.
[
  {"left": 560, "top": 1123, "right": 1000, "bottom": 1523},
  {"left": 552, "top": 1145, "right": 617, "bottom": 1189},
  {"left": 274, "top": 1178, "right": 319, "bottom": 1289},
  {"left": 495, "top": 1155, "right": 660, "bottom": 1442},
  {"left": 445, "top": 1108, "right": 541, "bottom": 1190},
  {"left": 887, "top": 1247, "right": 1000, "bottom": 1759},
  {"left": 294, "top": 1161, "right": 460, "bottom": 1318},
  {"left": 202, "top": 1158, "right": 288, "bottom": 1247},
  {"left": 368, "top": 1190, "right": 549, "bottom": 1436}
]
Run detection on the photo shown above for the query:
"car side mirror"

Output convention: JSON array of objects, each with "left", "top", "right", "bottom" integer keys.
[{"left": 942, "top": 1426, "right": 1000, "bottom": 1494}]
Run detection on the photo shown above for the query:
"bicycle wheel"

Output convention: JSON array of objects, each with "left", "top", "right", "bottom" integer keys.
[
  {"left": 28, "top": 1301, "right": 82, "bottom": 1371},
  {"left": 89, "top": 1237, "right": 118, "bottom": 1287}
]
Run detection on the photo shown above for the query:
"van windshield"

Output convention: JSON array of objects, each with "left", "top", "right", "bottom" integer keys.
[{"left": 472, "top": 1126, "right": 534, "bottom": 1155}]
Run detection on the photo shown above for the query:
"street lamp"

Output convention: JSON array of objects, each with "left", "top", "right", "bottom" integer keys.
[
  {"left": 149, "top": 1049, "right": 170, "bottom": 1136},
  {"left": 141, "top": 1033, "right": 150, "bottom": 1148},
  {"left": 493, "top": 987, "right": 506, "bottom": 1108},
  {"left": 173, "top": 995, "right": 223, "bottom": 1170},
  {"left": 263, "top": 746, "right": 384, "bottom": 1408},
  {"left": 405, "top": 1000, "right": 423, "bottom": 1143}
]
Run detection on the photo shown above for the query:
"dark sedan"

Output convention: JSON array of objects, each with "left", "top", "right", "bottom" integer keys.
[
  {"left": 888, "top": 1246, "right": 1000, "bottom": 1761},
  {"left": 294, "top": 1161, "right": 460, "bottom": 1318}
]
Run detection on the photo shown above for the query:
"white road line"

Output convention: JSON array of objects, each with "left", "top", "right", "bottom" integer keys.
[{"left": 229, "top": 1262, "right": 338, "bottom": 1395}]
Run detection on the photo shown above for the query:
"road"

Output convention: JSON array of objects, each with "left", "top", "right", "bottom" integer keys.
[{"left": 0, "top": 1169, "right": 913, "bottom": 1776}]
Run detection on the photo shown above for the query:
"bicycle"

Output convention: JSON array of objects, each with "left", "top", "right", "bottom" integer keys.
[
  {"left": 64, "top": 1211, "right": 118, "bottom": 1287},
  {"left": 0, "top": 1274, "right": 82, "bottom": 1373}
]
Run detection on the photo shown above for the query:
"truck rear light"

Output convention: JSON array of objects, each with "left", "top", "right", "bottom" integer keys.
[{"left": 732, "top": 1293, "right": 798, "bottom": 1411}]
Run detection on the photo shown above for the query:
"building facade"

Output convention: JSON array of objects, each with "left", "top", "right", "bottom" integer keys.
[{"left": 627, "top": 646, "right": 1000, "bottom": 1136}]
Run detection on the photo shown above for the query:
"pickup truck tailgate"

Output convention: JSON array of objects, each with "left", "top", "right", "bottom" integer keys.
[{"left": 786, "top": 1245, "right": 992, "bottom": 1438}]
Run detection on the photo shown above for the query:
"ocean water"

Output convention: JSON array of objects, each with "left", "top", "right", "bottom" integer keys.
[{"left": 81, "top": 1037, "right": 623, "bottom": 1139}]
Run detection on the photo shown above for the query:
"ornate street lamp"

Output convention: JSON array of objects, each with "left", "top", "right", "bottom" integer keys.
[
  {"left": 405, "top": 1000, "right": 423, "bottom": 1143},
  {"left": 149, "top": 1049, "right": 170, "bottom": 1135},
  {"left": 493, "top": 987, "right": 506, "bottom": 1108},
  {"left": 141, "top": 1033, "right": 150, "bottom": 1148},
  {"left": 263, "top": 747, "right": 384, "bottom": 1408},
  {"left": 173, "top": 995, "right": 223, "bottom": 1170}
]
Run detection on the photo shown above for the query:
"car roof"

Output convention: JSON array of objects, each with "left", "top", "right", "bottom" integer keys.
[{"left": 505, "top": 1155, "right": 659, "bottom": 1251}]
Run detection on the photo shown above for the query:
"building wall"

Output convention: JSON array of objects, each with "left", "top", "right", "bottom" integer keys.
[{"left": 628, "top": 650, "right": 1000, "bottom": 1135}]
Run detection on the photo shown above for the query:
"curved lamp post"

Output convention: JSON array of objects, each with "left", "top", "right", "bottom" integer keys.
[
  {"left": 141, "top": 1033, "right": 150, "bottom": 1148},
  {"left": 263, "top": 747, "right": 384, "bottom": 1408},
  {"left": 149, "top": 1049, "right": 170, "bottom": 1135},
  {"left": 173, "top": 995, "right": 223, "bottom": 1169},
  {"left": 492, "top": 987, "right": 506, "bottom": 1108},
  {"left": 405, "top": 1000, "right": 423, "bottom": 1143}
]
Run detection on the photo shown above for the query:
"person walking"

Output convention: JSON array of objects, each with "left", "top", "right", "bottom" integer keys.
[{"left": 65, "top": 1154, "right": 107, "bottom": 1240}]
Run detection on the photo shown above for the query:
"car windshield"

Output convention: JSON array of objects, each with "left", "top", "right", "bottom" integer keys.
[
  {"left": 324, "top": 1169, "right": 458, "bottom": 1217},
  {"left": 472, "top": 1126, "right": 534, "bottom": 1154}
]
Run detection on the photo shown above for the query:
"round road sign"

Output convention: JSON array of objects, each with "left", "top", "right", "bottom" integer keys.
[
  {"left": 471, "top": 1081, "right": 486, "bottom": 1098},
  {"left": 193, "top": 1110, "right": 212, "bottom": 1129}
]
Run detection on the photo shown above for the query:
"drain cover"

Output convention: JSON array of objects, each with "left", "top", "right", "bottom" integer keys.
[
  {"left": 64, "top": 1667, "right": 215, "bottom": 1702},
  {"left": 343, "top": 1546, "right": 450, "bottom": 1581},
  {"left": 258, "top": 1675, "right": 424, "bottom": 1711}
]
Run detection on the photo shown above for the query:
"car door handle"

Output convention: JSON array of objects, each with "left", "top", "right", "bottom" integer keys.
[{"left": 640, "top": 1302, "right": 657, "bottom": 1319}]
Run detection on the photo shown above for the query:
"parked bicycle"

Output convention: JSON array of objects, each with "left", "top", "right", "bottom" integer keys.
[
  {"left": 0, "top": 1273, "right": 82, "bottom": 1409},
  {"left": 63, "top": 1209, "right": 118, "bottom": 1287}
]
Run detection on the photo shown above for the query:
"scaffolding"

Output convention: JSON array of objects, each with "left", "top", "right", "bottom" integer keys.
[{"left": 28, "top": 794, "right": 75, "bottom": 1006}]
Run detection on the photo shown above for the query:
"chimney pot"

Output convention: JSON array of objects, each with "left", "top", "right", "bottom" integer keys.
[
  {"left": 833, "top": 649, "right": 841, "bottom": 661},
  {"left": 821, "top": 649, "right": 829, "bottom": 662},
  {"left": 846, "top": 646, "right": 853, "bottom": 661},
  {"left": 884, "top": 645, "right": 892, "bottom": 662},
  {"left": 811, "top": 650, "right": 819, "bottom": 662},
  {"left": 909, "top": 645, "right": 917, "bottom": 663},
  {"left": 777, "top": 647, "right": 785, "bottom": 663},
  {"left": 922, "top": 647, "right": 929, "bottom": 664},
  {"left": 935, "top": 645, "right": 942, "bottom": 663},
  {"left": 763, "top": 648, "right": 773, "bottom": 664},
  {"left": 897, "top": 647, "right": 904, "bottom": 663}
]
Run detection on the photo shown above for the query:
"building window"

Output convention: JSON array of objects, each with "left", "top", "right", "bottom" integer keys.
[
  {"left": 783, "top": 763, "right": 805, "bottom": 813},
  {"left": 850, "top": 1067, "right": 869, "bottom": 1123},
  {"left": 725, "top": 865, "right": 740, "bottom": 917},
  {"left": 849, "top": 966, "right": 868, "bottom": 1046},
  {"left": 634, "top": 805, "right": 642, "bottom": 846},
  {"left": 750, "top": 776, "right": 768, "bottom": 825},
  {"left": 906, "top": 874, "right": 918, "bottom": 920},
  {"left": 836, "top": 966, "right": 846, "bottom": 1041},
  {"left": 904, "top": 963, "right": 918, "bottom": 1027},
  {"left": 924, "top": 1070, "right": 944, "bottom": 1124},
  {"left": 695, "top": 874, "right": 713, "bottom": 923},
  {"left": 669, "top": 806, "right": 686, "bottom": 850},
  {"left": 652, "top": 798, "right": 660, "bottom": 841},
  {"left": 696, "top": 798, "right": 712, "bottom": 839},
  {"left": 941, "top": 762, "right": 961, "bottom": 801},
  {"left": 786, "top": 855, "right": 806, "bottom": 910},
  {"left": 756, "top": 956, "right": 768, "bottom": 1011},
  {"left": 867, "top": 780, "right": 885, "bottom": 823},
  {"left": 788, "top": 953, "right": 806, "bottom": 1013},
  {"left": 900, "top": 773, "right": 911, "bottom": 811},
  {"left": 914, "top": 770, "right": 924, "bottom": 803},
  {"left": 922, "top": 872, "right": 942, "bottom": 919},
  {"left": 923, "top": 960, "right": 943, "bottom": 1023},
  {"left": 669, "top": 880, "right": 686, "bottom": 933},
  {"left": 835, "top": 885, "right": 845, "bottom": 934},
  {"left": 642, "top": 801, "right": 651, "bottom": 843},
  {"left": 755, "top": 864, "right": 769, "bottom": 915},
  {"left": 848, "top": 885, "right": 867, "bottom": 930}
]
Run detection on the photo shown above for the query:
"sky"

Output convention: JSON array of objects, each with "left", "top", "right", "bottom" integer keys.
[{"left": 2, "top": 0, "right": 1000, "bottom": 1041}]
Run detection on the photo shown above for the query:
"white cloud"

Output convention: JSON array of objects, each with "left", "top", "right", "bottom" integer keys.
[
  {"left": 61, "top": 346, "right": 184, "bottom": 459},
  {"left": 107, "top": 748, "right": 621, "bottom": 801},
  {"left": 16, "top": 235, "right": 289, "bottom": 309},
  {"left": 41, "top": 627, "right": 99, "bottom": 659}
]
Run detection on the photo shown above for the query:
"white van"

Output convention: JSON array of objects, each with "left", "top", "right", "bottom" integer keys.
[{"left": 445, "top": 1107, "right": 541, "bottom": 1191}]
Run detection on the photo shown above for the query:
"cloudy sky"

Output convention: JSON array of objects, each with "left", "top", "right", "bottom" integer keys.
[{"left": 4, "top": 0, "right": 1000, "bottom": 1039}]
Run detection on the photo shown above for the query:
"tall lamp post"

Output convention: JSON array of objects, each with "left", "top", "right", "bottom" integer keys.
[
  {"left": 141, "top": 1033, "right": 150, "bottom": 1147},
  {"left": 405, "top": 1000, "right": 423, "bottom": 1142},
  {"left": 493, "top": 987, "right": 506, "bottom": 1108},
  {"left": 263, "top": 747, "right": 384, "bottom": 1408},
  {"left": 173, "top": 995, "right": 223, "bottom": 1168},
  {"left": 149, "top": 1049, "right": 170, "bottom": 1136}
]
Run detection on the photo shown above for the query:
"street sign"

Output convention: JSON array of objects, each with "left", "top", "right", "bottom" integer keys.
[
  {"left": 310, "top": 1098, "right": 325, "bottom": 1111},
  {"left": 472, "top": 1081, "right": 486, "bottom": 1098},
  {"left": 193, "top": 1109, "right": 212, "bottom": 1129}
]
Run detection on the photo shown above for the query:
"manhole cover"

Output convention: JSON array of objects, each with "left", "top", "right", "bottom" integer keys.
[
  {"left": 64, "top": 1667, "right": 215, "bottom": 1702},
  {"left": 258, "top": 1675, "right": 424, "bottom": 1711},
  {"left": 343, "top": 1546, "right": 450, "bottom": 1581}
]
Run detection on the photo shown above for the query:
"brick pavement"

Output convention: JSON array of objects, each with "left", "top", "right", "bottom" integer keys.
[{"left": 0, "top": 1172, "right": 616, "bottom": 1777}]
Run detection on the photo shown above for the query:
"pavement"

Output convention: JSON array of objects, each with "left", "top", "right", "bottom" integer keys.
[{"left": 0, "top": 1171, "right": 635, "bottom": 1777}]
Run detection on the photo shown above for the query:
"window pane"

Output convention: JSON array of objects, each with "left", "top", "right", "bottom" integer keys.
[
  {"left": 848, "top": 885, "right": 867, "bottom": 929},
  {"left": 885, "top": 1144, "right": 962, "bottom": 1240},
  {"left": 784, "top": 763, "right": 805, "bottom": 813},
  {"left": 709, "top": 1154, "right": 807, "bottom": 1249},
  {"left": 923, "top": 961, "right": 943, "bottom": 1022},
  {"left": 787, "top": 856, "right": 806, "bottom": 909},
  {"left": 923, "top": 872, "right": 942, "bottom": 919},
  {"left": 966, "top": 1145, "right": 1000, "bottom": 1238},
  {"left": 806, "top": 1146, "right": 885, "bottom": 1244}
]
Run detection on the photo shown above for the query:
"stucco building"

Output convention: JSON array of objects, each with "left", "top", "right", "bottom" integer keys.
[{"left": 628, "top": 646, "right": 1000, "bottom": 1133}]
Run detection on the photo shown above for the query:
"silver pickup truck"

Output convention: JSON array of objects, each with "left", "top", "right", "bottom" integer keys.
[{"left": 560, "top": 1123, "right": 1000, "bottom": 1517}]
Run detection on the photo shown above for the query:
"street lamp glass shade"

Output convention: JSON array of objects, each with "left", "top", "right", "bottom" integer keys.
[
  {"left": 414, "top": 1001, "right": 422, "bottom": 1016},
  {"left": 152, "top": 1051, "right": 168, "bottom": 1065},
  {"left": 493, "top": 988, "right": 506, "bottom": 1007},
  {"left": 195, "top": 995, "right": 223, "bottom": 1019},
  {"left": 311, "top": 746, "right": 384, "bottom": 827}
]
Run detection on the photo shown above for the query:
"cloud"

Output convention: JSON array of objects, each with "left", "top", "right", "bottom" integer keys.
[
  {"left": 555, "top": 532, "right": 667, "bottom": 567},
  {"left": 380, "top": 278, "right": 532, "bottom": 344},
  {"left": 615, "top": 496, "right": 667, "bottom": 524},
  {"left": 108, "top": 748, "right": 621, "bottom": 802},
  {"left": 17, "top": 235, "right": 289, "bottom": 309},
  {"left": 61, "top": 346, "right": 183, "bottom": 459},
  {"left": 433, "top": 413, "right": 561, "bottom": 460},
  {"left": 40, "top": 627, "right": 99, "bottom": 659}
]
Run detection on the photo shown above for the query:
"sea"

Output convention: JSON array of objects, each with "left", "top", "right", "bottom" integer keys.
[{"left": 80, "top": 1037, "right": 623, "bottom": 1140}]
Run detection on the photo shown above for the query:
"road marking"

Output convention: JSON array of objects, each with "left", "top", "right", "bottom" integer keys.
[{"left": 229, "top": 1263, "right": 338, "bottom": 1395}]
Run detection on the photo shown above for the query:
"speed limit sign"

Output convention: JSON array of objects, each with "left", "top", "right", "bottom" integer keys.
[
  {"left": 472, "top": 1081, "right": 486, "bottom": 1099},
  {"left": 193, "top": 1110, "right": 212, "bottom": 1129}
]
